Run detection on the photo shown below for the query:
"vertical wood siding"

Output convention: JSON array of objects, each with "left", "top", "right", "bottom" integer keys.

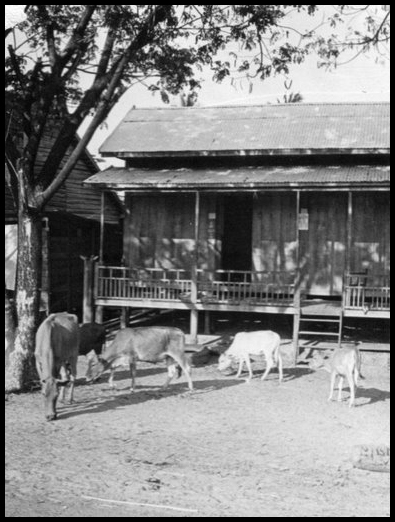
[
  {"left": 252, "top": 193, "right": 297, "bottom": 274},
  {"left": 351, "top": 192, "right": 390, "bottom": 277},
  {"left": 299, "top": 192, "right": 347, "bottom": 295},
  {"left": 124, "top": 193, "right": 220, "bottom": 272}
]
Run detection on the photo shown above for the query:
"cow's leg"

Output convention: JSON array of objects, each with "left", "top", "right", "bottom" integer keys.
[
  {"left": 58, "top": 365, "right": 69, "bottom": 402},
  {"left": 244, "top": 356, "right": 253, "bottom": 383},
  {"left": 58, "top": 384, "right": 66, "bottom": 402},
  {"left": 108, "top": 367, "right": 116, "bottom": 388},
  {"left": 166, "top": 351, "right": 193, "bottom": 391},
  {"left": 277, "top": 353, "right": 283, "bottom": 383},
  {"left": 337, "top": 376, "right": 344, "bottom": 402},
  {"left": 162, "top": 366, "right": 174, "bottom": 389},
  {"left": 162, "top": 359, "right": 178, "bottom": 389},
  {"left": 129, "top": 359, "right": 137, "bottom": 392},
  {"left": 68, "top": 359, "right": 78, "bottom": 404},
  {"left": 347, "top": 372, "right": 355, "bottom": 408},
  {"left": 261, "top": 355, "right": 274, "bottom": 382},
  {"left": 68, "top": 374, "right": 76, "bottom": 404},
  {"left": 354, "top": 366, "right": 359, "bottom": 387},
  {"left": 328, "top": 372, "right": 336, "bottom": 401},
  {"left": 235, "top": 357, "right": 245, "bottom": 378}
]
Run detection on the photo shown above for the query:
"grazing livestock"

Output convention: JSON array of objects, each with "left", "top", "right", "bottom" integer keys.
[
  {"left": 79, "top": 322, "right": 106, "bottom": 382},
  {"left": 34, "top": 313, "right": 79, "bottom": 421},
  {"left": 94, "top": 326, "right": 193, "bottom": 391},
  {"left": 218, "top": 330, "right": 283, "bottom": 383},
  {"left": 310, "top": 346, "right": 363, "bottom": 407}
]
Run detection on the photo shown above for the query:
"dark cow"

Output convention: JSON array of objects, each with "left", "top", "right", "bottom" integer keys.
[
  {"left": 79, "top": 322, "right": 106, "bottom": 382},
  {"left": 34, "top": 313, "right": 79, "bottom": 421},
  {"left": 94, "top": 326, "right": 193, "bottom": 392}
]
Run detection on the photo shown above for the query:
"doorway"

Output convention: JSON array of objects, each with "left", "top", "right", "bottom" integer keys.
[{"left": 221, "top": 194, "right": 253, "bottom": 272}]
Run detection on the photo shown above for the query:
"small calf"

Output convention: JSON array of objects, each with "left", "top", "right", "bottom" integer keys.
[
  {"left": 218, "top": 330, "right": 283, "bottom": 383},
  {"left": 310, "top": 346, "right": 363, "bottom": 407}
]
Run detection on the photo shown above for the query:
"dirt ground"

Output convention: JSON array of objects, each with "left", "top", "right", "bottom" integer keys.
[{"left": 5, "top": 344, "right": 390, "bottom": 518}]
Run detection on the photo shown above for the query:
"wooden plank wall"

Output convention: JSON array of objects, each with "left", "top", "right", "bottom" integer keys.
[
  {"left": 36, "top": 133, "right": 119, "bottom": 225},
  {"left": 123, "top": 191, "right": 389, "bottom": 297},
  {"left": 124, "top": 193, "right": 221, "bottom": 272},
  {"left": 252, "top": 193, "right": 297, "bottom": 275},
  {"left": 5, "top": 127, "right": 121, "bottom": 226},
  {"left": 351, "top": 192, "right": 390, "bottom": 277},
  {"left": 48, "top": 214, "right": 122, "bottom": 317},
  {"left": 299, "top": 192, "right": 347, "bottom": 295}
]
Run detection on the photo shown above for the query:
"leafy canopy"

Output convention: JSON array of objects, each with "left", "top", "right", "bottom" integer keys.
[{"left": 5, "top": 5, "right": 390, "bottom": 210}]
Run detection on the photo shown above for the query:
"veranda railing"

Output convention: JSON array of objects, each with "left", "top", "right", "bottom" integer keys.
[{"left": 95, "top": 266, "right": 295, "bottom": 306}]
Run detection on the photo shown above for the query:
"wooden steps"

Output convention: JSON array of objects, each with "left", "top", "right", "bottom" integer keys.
[{"left": 295, "top": 300, "right": 344, "bottom": 355}]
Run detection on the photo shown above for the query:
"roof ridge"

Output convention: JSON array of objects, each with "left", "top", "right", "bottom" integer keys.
[{"left": 127, "top": 101, "right": 390, "bottom": 111}]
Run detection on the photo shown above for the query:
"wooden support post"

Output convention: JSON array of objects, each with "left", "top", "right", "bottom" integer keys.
[
  {"left": 94, "top": 192, "right": 106, "bottom": 324},
  {"left": 339, "top": 190, "right": 353, "bottom": 348},
  {"left": 99, "top": 191, "right": 105, "bottom": 264},
  {"left": 346, "top": 191, "right": 353, "bottom": 276},
  {"left": 190, "top": 309, "right": 199, "bottom": 342},
  {"left": 293, "top": 190, "right": 301, "bottom": 365},
  {"left": 120, "top": 307, "right": 130, "bottom": 329},
  {"left": 190, "top": 191, "right": 200, "bottom": 343},
  {"left": 81, "top": 255, "right": 97, "bottom": 323},
  {"left": 95, "top": 306, "right": 103, "bottom": 324},
  {"left": 204, "top": 311, "right": 211, "bottom": 335}
]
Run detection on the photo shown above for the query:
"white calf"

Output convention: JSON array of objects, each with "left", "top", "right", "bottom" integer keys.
[
  {"left": 310, "top": 346, "right": 363, "bottom": 407},
  {"left": 218, "top": 330, "right": 283, "bottom": 383},
  {"left": 328, "top": 346, "right": 363, "bottom": 407}
]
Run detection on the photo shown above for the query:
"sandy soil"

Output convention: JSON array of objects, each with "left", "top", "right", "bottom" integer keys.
[{"left": 5, "top": 343, "right": 390, "bottom": 518}]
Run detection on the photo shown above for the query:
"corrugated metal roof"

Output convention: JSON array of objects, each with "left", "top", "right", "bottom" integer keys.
[
  {"left": 100, "top": 103, "right": 390, "bottom": 156},
  {"left": 84, "top": 165, "right": 390, "bottom": 190}
]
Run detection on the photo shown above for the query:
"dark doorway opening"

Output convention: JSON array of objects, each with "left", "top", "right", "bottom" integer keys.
[{"left": 221, "top": 194, "right": 253, "bottom": 273}]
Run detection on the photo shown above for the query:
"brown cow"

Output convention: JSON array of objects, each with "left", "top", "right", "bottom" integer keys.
[
  {"left": 34, "top": 313, "right": 79, "bottom": 421},
  {"left": 93, "top": 326, "right": 193, "bottom": 392}
]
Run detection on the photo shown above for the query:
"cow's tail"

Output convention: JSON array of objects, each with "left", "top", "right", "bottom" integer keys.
[
  {"left": 35, "top": 317, "right": 56, "bottom": 381},
  {"left": 354, "top": 348, "right": 365, "bottom": 381},
  {"left": 167, "top": 333, "right": 193, "bottom": 390},
  {"left": 273, "top": 335, "right": 283, "bottom": 378},
  {"left": 272, "top": 335, "right": 281, "bottom": 363}
]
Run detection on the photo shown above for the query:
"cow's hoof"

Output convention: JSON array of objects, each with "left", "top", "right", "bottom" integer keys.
[{"left": 46, "top": 414, "right": 57, "bottom": 421}]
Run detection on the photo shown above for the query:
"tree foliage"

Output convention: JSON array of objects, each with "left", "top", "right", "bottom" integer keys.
[{"left": 5, "top": 5, "right": 390, "bottom": 214}]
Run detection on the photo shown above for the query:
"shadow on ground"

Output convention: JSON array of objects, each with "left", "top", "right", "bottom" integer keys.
[
  {"left": 353, "top": 387, "right": 391, "bottom": 406},
  {"left": 57, "top": 377, "right": 244, "bottom": 420}
]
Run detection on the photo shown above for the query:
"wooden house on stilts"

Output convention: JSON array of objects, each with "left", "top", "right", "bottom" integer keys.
[{"left": 84, "top": 103, "right": 390, "bottom": 358}]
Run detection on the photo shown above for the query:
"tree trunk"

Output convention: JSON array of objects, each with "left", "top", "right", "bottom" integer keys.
[
  {"left": 5, "top": 285, "right": 16, "bottom": 368},
  {"left": 5, "top": 211, "right": 42, "bottom": 392}
]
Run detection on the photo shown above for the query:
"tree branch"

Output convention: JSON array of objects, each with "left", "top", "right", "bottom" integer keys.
[
  {"left": 36, "top": 5, "right": 58, "bottom": 67},
  {"left": 38, "top": 4, "right": 175, "bottom": 191},
  {"left": 58, "top": 5, "right": 97, "bottom": 70},
  {"left": 95, "top": 27, "right": 117, "bottom": 80}
]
